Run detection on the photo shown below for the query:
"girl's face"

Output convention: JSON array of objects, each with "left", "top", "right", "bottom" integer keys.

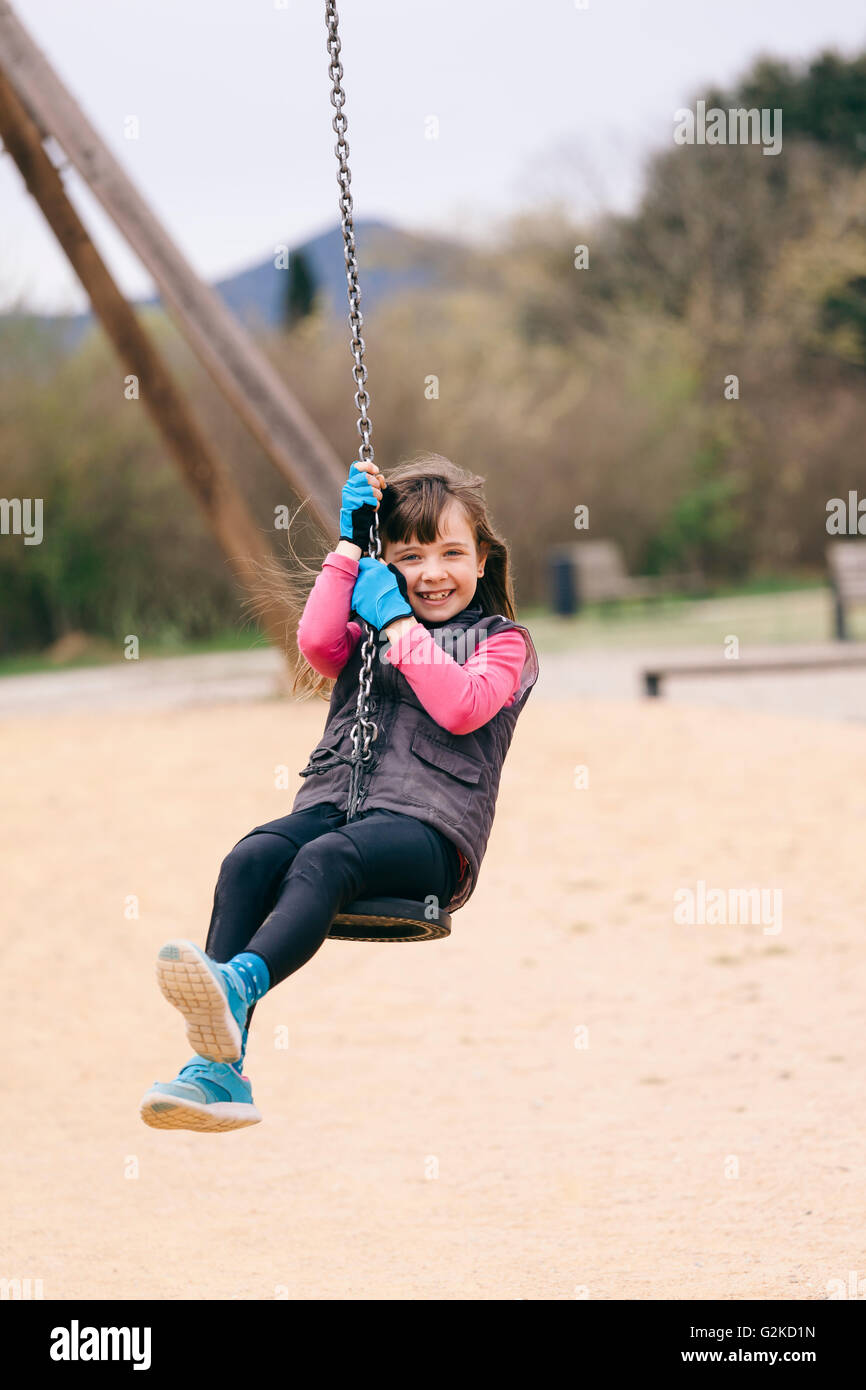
[{"left": 384, "top": 499, "right": 488, "bottom": 623}]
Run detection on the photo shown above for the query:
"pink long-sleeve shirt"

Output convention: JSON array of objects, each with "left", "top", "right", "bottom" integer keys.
[{"left": 296, "top": 551, "right": 527, "bottom": 737}]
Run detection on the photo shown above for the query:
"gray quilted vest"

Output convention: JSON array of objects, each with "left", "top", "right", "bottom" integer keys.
[{"left": 291, "top": 601, "right": 539, "bottom": 912}]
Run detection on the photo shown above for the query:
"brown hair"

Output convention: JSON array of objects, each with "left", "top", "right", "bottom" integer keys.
[{"left": 248, "top": 451, "right": 518, "bottom": 701}]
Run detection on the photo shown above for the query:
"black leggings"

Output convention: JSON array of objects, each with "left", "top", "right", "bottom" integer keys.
[{"left": 205, "top": 802, "right": 460, "bottom": 1006}]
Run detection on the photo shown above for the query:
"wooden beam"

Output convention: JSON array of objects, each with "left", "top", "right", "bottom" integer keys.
[
  {"left": 0, "top": 65, "right": 295, "bottom": 655},
  {"left": 0, "top": 0, "right": 346, "bottom": 538}
]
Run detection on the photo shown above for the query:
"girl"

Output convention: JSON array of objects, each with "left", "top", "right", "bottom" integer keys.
[{"left": 140, "top": 454, "right": 539, "bottom": 1132}]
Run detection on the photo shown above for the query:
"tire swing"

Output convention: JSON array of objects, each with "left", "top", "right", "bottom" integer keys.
[{"left": 323, "top": 2, "right": 451, "bottom": 945}]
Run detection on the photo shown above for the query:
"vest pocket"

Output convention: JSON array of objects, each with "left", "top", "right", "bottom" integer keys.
[
  {"left": 402, "top": 727, "right": 483, "bottom": 822},
  {"left": 299, "top": 714, "right": 354, "bottom": 776}
]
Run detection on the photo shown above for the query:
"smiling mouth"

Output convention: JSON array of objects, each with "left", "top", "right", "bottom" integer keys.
[{"left": 417, "top": 589, "right": 454, "bottom": 601}]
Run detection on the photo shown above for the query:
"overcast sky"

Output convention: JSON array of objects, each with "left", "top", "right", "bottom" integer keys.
[{"left": 1, "top": 0, "right": 864, "bottom": 313}]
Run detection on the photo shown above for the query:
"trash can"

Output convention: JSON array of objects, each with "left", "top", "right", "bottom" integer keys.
[{"left": 548, "top": 545, "right": 579, "bottom": 615}]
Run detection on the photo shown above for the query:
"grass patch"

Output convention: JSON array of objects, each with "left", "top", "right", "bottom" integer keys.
[
  {"left": 0, "top": 628, "right": 272, "bottom": 678},
  {"left": 1, "top": 575, "right": 859, "bottom": 678}
]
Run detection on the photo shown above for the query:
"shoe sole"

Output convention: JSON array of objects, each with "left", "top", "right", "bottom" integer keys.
[
  {"left": 140, "top": 1091, "right": 262, "bottom": 1132},
  {"left": 156, "top": 940, "right": 243, "bottom": 1063}
]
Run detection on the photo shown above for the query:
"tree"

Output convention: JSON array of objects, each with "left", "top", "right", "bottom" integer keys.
[
  {"left": 284, "top": 249, "right": 318, "bottom": 329},
  {"left": 706, "top": 51, "right": 866, "bottom": 168}
]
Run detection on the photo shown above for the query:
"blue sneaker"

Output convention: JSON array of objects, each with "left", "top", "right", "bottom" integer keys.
[
  {"left": 156, "top": 939, "right": 248, "bottom": 1063},
  {"left": 140, "top": 1057, "right": 262, "bottom": 1132}
]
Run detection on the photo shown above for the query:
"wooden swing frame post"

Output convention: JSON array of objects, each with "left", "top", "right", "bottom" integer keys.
[
  {"left": 0, "top": 67, "right": 296, "bottom": 651},
  {"left": 0, "top": 0, "right": 354, "bottom": 657},
  {"left": 0, "top": 0, "right": 347, "bottom": 523}
]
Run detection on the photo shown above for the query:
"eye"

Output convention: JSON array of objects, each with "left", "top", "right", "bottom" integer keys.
[{"left": 398, "top": 548, "right": 464, "bottom": 561}]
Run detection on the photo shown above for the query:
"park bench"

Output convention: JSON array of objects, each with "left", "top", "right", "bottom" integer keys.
[
  {"left": 827, "top": 541, "right": 866, "bottom": 640},
  {"left": 643, "top": 646, "right": 866, "bottom": 697},
  {"left": 548, "top": 539, "right": 703, "bottom": 615},
  {"left": 642, "top": 542, "right": 866, "bottom": 695}
]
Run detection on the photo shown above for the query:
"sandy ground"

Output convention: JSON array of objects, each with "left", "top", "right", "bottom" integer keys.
[{"left": 2, "top": 690, "right": 865, "bottom": 1301}]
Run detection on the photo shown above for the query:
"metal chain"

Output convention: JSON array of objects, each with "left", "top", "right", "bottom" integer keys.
[
  {"left": 326, "top": 0, "right": 380, "bottom": 819},
  {"left": 326, "top": 1, "right": 376, "bottom": 477}
]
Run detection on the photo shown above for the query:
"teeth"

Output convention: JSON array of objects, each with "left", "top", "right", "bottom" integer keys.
[{"left": 419, "top": 591, "right": 451, "bottom": 599}]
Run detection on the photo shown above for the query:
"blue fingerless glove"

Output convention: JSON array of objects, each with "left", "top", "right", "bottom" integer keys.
[
  {"left": 351, "top": 557, "right": 414, "bottom": 632},
  {"left": 339, "top": 461, "right": 379, "bottom": 551}
]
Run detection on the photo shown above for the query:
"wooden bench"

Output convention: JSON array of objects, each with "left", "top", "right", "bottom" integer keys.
[
  {"left": 827, "top": 541, "right": 866, "bottom": 640},
  {"left": 548, "top": 540, "right": 703, "bottom": 615},
  {"left": 644, "top": 647, "right": 866, "bottom": 697}
]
